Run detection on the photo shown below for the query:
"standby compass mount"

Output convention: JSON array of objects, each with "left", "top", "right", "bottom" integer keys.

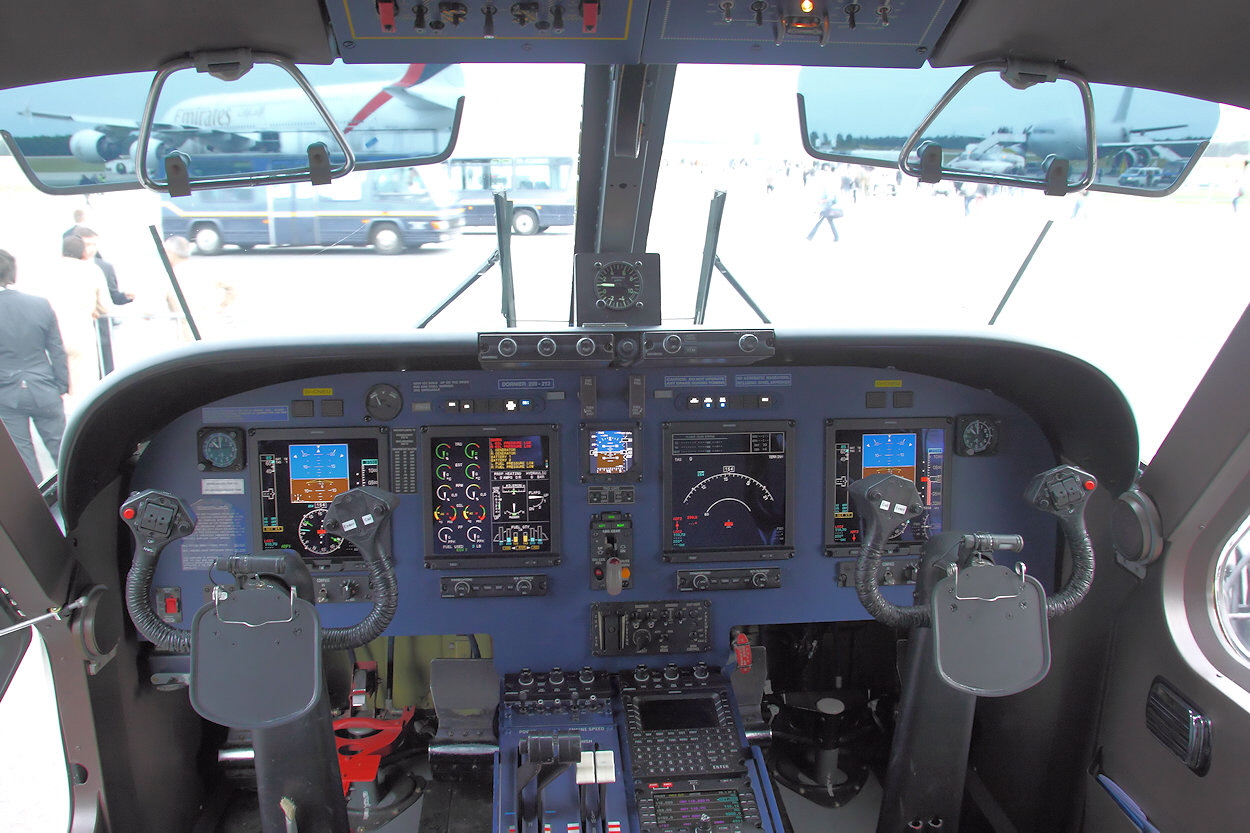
[{"left": 574, "top": 252, "right": 661, "bottom": 327}]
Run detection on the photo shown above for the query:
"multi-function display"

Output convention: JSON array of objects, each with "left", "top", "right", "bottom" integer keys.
[
  {"left": 663, "top": 421, "right": 794, "bottom": 562},
  {"left": 424, "top": 425, "right": 560, "bottom": 568},
  {"left": 253, "top": 428, "right": 388, "bottom": 568},
  {"left": 825, "top": 418, "right": 949, "bottom": 553}
]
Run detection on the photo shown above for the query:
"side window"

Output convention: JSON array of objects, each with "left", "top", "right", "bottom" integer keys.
[
  {"left": 1214, "top": 514, "right": 1250, "bottom": 663},
  {"left": 0, "top": 632, "right": 70, "bottom": 830}
]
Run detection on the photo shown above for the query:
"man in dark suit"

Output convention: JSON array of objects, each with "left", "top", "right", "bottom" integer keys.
[{"left": 0, "top": 249, "right": 70, "bottom": 481}]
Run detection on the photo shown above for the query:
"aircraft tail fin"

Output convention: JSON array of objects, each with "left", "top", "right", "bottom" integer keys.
[{"left": 344, "top": 63, "right": 454, "bottom": 133}]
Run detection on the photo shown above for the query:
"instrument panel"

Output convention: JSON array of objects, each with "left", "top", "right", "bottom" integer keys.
[{"left": 130, "top": 359, "right": 1061, "bottom": 672}]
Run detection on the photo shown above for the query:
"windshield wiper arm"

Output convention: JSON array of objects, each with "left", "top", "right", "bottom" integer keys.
[{"left": 693, "top": 190, "right": 771, "bottom": 326}]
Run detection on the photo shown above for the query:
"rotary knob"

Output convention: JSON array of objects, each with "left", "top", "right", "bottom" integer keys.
[
  {"left": 632, "top": 629, "right": 653, "bottom": 648},
  {"left": 633, "top": 664, "right": 651, "bottom": 682},
  {"left": 548, "top": 666, "right": 565, "bottom": 685},
  {"left": 515, "top": 577, "right": 534, "bottom": 595},
  {"left": 663, "top": 663, "right": 681, "bottom": 681},
  {"left": 691, "top": 573, "right": 710, "bottom": 591},
  {"left": 579, "top": 666, "right": 596, "bottom": 685},
  {"left": 517, "top": 668, "right": 535, "bottom": 687},
  {"left": 452, "top": 580, "right": 472, "bottom": 598},
  {"left": 693, "top": 661, "right": 710, "bottom": 680}
]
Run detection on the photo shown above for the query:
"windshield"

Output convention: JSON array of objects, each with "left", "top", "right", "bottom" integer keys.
[{"left": 0, "top": 61, "right": 1246, "bottom": 486}]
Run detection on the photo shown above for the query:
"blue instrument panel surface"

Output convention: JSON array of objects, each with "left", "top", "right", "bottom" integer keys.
[{"left": 133, "top": 364, "right": 1057, "bottom": 672}]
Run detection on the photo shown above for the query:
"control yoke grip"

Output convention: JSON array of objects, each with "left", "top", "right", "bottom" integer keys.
[
  {"left": 119, "top": 490, "right": 197, "bottom": 653},
  {"left": 323, "top": 485, "right": 400, "bottom": 560},
  {"left": 850, "top": 473, "right": 925, "bottom": 553},
  {"left": 848, "top": 474, "right": 929, "bottom": 629},
  {"left": 120, "top": 489, "right": 196, "bottom": 560},
  {"left": 319, "top": 486, "right": 402, "bottom": 650},
  {"left": 1025, "top": 464, "right": 1098, "bottom": 618}
]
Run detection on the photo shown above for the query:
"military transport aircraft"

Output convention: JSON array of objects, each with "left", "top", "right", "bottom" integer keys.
[{"left": 0, "top": 2, "right": 1249, "bottom": 833}]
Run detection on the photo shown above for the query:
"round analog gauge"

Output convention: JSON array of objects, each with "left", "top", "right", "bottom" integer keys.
[
  {"left": 200, "top": 430, "right": 240, "bottom": 470},
  {"left": 959, "top": 416, "right": 999, "bottom": 456},
  {"left": 298, "top": 508, "right": 343, "bottom": 555},
  {"left": 593, "top": 260, "right": 643, "bottom": 310},
  {"left": 365, "top": 383, "right": 403, "bottom": 421}
]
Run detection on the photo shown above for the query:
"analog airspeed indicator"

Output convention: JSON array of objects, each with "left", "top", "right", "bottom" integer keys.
[{"left": 593, "top": 260, "right": 643, "bottom": 310}]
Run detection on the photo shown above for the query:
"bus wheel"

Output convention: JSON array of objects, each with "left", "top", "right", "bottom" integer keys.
[
  {"left": 512, "top": 209, "right": 540, "bottom": 235},
  {"left": 192, "top": 225, "right": 224, "bottom": 256},
  {"left": 372, "top": 223, "right": 405, "bottom": 255}
]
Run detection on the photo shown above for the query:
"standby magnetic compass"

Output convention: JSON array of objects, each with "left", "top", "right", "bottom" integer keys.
[{"left": 574, "top": 252, "right": 661, "bottom": 326}]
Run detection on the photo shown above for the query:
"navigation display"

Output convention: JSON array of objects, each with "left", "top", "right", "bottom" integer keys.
[
  {"left": 424, "top": 425, "right": 561, "bottom": 569},
  {"left": 663, "top": 420, "right": 794, "bottom": 562},
  {"left": 252, "top": 427, "right": 389, "bottom": 568},
  {"left": 824, "top": 418, "right": 949, "bottom": 553}
]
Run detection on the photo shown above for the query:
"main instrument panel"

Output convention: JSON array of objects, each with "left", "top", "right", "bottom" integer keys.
[{"left": 130, "top": 346, "right": 1062, "bottom": 673}]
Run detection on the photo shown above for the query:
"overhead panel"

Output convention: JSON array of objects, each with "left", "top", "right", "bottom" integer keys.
[
  {"left": 640, "top": 0, "right": 960, "bottom": 67},
  {"left": 323, "top": 0, "right": 960, "bottom": 66},
  {"left": 325, "top": 0, "right": 646, "bottom": 64}
]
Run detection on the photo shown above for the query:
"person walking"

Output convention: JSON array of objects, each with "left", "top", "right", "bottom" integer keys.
[{"left": 0, "top": 250, "right": 69, "bottom": 482}]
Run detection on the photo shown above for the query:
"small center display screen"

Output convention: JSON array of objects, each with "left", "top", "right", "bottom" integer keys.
[
  {"left": 424, "top": 425, "right": 560, "bottom": 568},
  {"left": 254, "top": 429, "right": 387, "bottom": 566},
  {"left": 663, "top": 421, "right": 793, "bottom": 562},
  {"left": 589, "top": 428, "right": 635, "bottom": 475},
  {"left": 825, "top": 419, "right": 948, "bottom": 552}
]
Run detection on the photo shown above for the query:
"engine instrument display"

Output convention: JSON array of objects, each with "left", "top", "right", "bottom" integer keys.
[
  {"left": 253, "top": 427, "right": 388, "bottom": 567},
  {"left": 663, "top": 421, "right": 794, "bottom": 562},
  {"left": 424, "top": 425, "right": 561, "bottom": 569},
  {"left": 824, "top": 418, "right": 950, "bottom": 553}
]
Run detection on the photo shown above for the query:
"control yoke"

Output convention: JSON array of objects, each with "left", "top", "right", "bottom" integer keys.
[
  {"left": 119, "top": 486, "right": 401, "bottom": 653},
  {"left": 849, "top": 464, "right": 1098, "bottom": 630},
  {"left": 120, "top": 489, "right": 197, "bottom": 653}
]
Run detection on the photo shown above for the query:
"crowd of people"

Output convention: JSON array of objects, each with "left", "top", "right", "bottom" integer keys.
[{"left": 0, "top": 207, "right": 207, "bottom": 483}]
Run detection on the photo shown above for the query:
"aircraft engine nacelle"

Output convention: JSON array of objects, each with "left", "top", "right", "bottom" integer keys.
[
  {"left": 1111, "top": 146, "right": 1154, "bottom": 171},
  {"left": 69, "top": 129, "right": 127, "bottom": 164},
  {"left": 129, "top": 140, "right": 172, "bottom": 176}
]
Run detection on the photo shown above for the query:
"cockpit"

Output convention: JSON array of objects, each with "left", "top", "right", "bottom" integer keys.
[{"left": 3, "top": 4, "right": 1250, "bottom": 833}]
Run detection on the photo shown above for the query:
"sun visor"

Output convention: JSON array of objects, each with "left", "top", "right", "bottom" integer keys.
[
  {"left": 798, "top": 62, "right": 1221, "bottom": 196},
  {"left": 0, "top": 55, "right": 463, "bottom": 195}
]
